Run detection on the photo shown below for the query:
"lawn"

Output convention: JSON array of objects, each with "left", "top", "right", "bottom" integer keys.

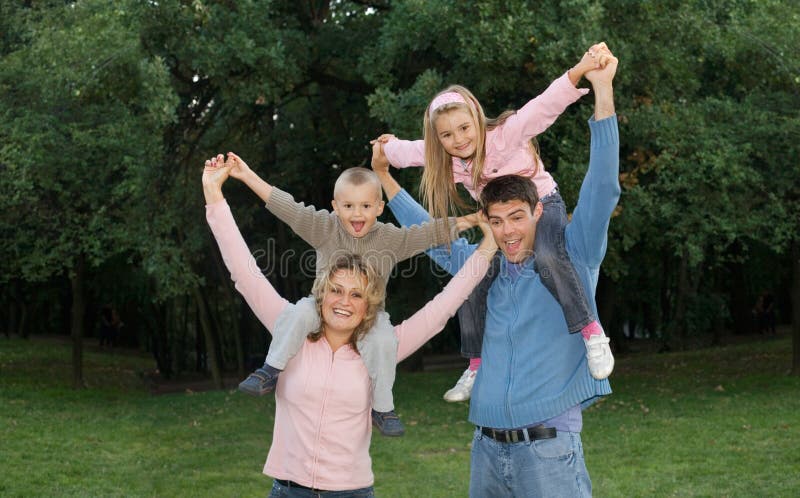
[{"left": 1, "top": 335, "right": 799, "bottom": 497}]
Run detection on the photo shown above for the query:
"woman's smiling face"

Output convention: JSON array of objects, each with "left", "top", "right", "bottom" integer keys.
[{"left": 320, "top": 268, "right": 369, "bottom": 336}]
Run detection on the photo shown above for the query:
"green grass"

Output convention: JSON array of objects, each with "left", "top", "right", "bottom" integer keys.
[{"left": 2, "top": 336, "right": 799, "bottom": 497}]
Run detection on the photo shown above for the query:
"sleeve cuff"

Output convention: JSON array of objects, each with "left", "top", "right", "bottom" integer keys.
[
  {"left": 588, "top": 114, "right": 619, "bottom": 148},
  {"left": 387, "top": 189, "right": 423, "bottom": 218},
  {"left": 560, "top": 71, "right": 591, "bottom": 97},
  {"left": 205, "top": 198, "right": 229, "bottom": 211}
]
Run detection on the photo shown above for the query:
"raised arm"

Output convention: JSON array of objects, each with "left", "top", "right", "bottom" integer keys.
[
  {"left": 370, "top": 143, "right": 478, "bottom": 274},
  {"left": 264, "top": 188, "right": 339, "bottom": 249},
  {"left": 565, "top": 48, "right": 621, "bottom": 267},
  {"left": 202, "top": 159, "right": 288, "bottom": 331},
  {"left": 498, "top": 44, "right": 611, "bottom": 142},
  {"left": 222, "top": 152, "right": 337, "bottom": 249},
  {"left": 382, "top": 138, "right": 426, "bottom": 169},
  {"left": 395, "top": 219, "right": 497, "bottom": 361}
]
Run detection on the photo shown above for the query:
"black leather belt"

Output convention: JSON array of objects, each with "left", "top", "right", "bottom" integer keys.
[
  {"left": 275, "top": 479, "right": 330, "bottom": 492},
  {"left": 480, "top": 424, "right": 557, "bottom": 443}
]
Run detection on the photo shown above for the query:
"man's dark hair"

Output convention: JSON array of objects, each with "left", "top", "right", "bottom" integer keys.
[{"left": 479, "top": 175, "right": 540, "bottom": 215}]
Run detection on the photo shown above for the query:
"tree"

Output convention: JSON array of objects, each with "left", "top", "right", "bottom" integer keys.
[{"left": 0, "top": 0, "right": 176, "bottom": 387}]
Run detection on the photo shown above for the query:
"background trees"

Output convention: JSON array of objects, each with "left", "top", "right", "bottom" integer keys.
[{"left": 1, "top": 0, "right": 798, "bottom": 383}]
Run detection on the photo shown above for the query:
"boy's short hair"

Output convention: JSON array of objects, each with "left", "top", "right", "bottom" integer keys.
[
  {"left": 334, "top": 167, "right": 382, "bottom": 199},
  {"left": 479, "top": 175, "right": 540, "bottom": 215}
]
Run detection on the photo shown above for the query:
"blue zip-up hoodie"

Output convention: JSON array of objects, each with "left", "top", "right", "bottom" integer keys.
[{"left": 388, "top": 115, "right": 619, "bottom": 428}]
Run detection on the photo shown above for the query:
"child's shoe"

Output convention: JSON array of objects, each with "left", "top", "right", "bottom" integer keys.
[
  {"left": 443, "top": 367, "right": 477, "bottom": 402},
  {"left": 584, "top": 334, "right": 614, "bottom": 379},
  {"left": 371, "top": 409, "right": 405, "bottom": 437},
  {"left": 238, "top": 364, "right": 280, "bottom": 396}
]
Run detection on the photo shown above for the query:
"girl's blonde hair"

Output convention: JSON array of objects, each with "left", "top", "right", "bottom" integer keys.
[
  {"left": 308, "top": 254, "right": 385, "bottom": 354},
  {"left": 422, "top": 85, "right": 540, "bottom": 222}
]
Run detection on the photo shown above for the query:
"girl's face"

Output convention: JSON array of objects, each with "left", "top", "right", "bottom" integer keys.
[
  {"left": 321, "top": 269, "right": 369, "bottom": 337},
  {"left": 434, "top": 108, "right": 478, "bottom": 160}
]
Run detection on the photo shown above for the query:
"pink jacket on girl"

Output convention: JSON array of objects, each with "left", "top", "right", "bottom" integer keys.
[
  {"left": 384, "top": 72, "right": 588, "bottom": 200},
  {"left": 206, "top": 199, "right": 490, "bottom": 491}
]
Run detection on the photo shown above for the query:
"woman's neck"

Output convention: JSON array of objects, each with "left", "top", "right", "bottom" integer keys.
[{"left": 322, "top": 326, "right": 354, "bottom": 352}]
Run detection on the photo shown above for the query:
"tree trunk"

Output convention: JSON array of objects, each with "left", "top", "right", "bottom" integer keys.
[
  {"left": 17, "top": 303, "right": 27, "bottom": 338},
  {"left": 70, "top": 255, "right": 86, "bottom": 389},
  {"left": 669, "top": 249, "right": 690, "bottom": 350},
  {"left": 145, "top": 299, "right": 173, "bottom": 379},
  {"left": 6, "top": 301, "right": 15, "bottom": 338},
  {"left": 658, "top": 251, "right": 672, "bottom": 350},
  {"left": 791, "top": 240, "right": 800, "bottom": 376},
  {"left": 598, "top": 272, "right": 627, "bottom": 353},
  {"left": 193, "top": 286, "right": 223, "bottom": 389},
  {"left": 212, "top": 248, "right": 245, "bottom": 377}
]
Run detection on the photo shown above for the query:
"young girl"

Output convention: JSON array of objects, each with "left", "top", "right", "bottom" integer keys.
[{"left": 376, "top": 43, "right": 615, "bottom": 399}]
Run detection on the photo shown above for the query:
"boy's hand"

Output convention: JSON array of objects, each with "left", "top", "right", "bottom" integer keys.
[
  {"left": 370, "top": 141, "right": 390, "bottom": 175},
  {"left": 225, "top": 152, "right": 252, "bottom": 180}
]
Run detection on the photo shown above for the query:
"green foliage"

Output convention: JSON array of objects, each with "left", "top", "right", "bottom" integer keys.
[
  {"left": 2, "top": 336, "right": 799, "bottom": 496},
  {"left": 1, "top": 0, "right": 799, "bottom": 366},
  {"left": 0, "top": 0, "right": 176, "bottom": 282}
]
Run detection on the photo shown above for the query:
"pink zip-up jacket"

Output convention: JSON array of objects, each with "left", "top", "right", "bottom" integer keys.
[
  {"left": 206, "top": 199, "right": 490, "bottom": 491},
  {"left": 384, "top": 72, "right": 589, "bottom": 200}
]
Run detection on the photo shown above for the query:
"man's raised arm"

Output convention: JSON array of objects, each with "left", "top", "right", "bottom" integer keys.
[{"left": 565, "top": 46, "right": 621, "bottom": 267}]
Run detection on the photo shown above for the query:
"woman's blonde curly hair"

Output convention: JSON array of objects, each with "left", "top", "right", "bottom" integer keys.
[{"left": 308, "top": 254, "right": 385, "bottom": 353}]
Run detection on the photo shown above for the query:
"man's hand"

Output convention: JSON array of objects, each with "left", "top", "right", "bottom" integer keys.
[
  {"left": 585, "top": 43, "right": 617, "bottom": 87},
  {"left": 585, "top": 43, "right": 617, "bottom": 120}
]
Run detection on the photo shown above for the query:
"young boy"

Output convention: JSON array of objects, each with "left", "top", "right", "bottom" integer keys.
[{"left": 216, "top": 148, "right": 473, "bottom": 436}]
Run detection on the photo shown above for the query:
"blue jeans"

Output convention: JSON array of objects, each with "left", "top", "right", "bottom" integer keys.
[
  {"left": 268, "top": 480, "right": 375, "bottom": 498},
  {"left": 456, "top": 191, "right": 596, "bottom": 357},
  {"left": 469, "top": 428, "right": 591, "bottom": 498}
]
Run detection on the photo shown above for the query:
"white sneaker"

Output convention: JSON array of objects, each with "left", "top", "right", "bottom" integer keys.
[
  {"left": 584, "top": 334, "right": 614, "bottom": 380},
  {"left": 443, "top": 368, "right": 477, "bottom": 402}
]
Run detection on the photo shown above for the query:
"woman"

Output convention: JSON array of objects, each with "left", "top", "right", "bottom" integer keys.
[{"left": 202, "top": 157, "right": 497, "bottom": 497}]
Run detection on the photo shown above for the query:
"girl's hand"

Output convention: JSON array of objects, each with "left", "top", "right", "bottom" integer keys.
[
  {"left": 224, "top": 152, "right": 252, "bottom": 181},
  {"left": 370, "top": 141, "right": 390, "bottom": 174},
  {"left": 369, "top": 133, "right": 397, "bottom": 145}
]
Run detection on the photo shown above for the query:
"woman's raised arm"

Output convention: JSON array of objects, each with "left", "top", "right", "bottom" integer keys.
[{"left": 203, "top": 158, "right": 289, "bottom": 331}]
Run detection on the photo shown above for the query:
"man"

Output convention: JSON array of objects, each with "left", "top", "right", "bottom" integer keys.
[{"left": 374, "top": 46, "right": 619, "bottom": 496}]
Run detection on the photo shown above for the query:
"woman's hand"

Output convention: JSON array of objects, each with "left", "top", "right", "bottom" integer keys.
[
  {"left": 202, "top": 154, "right": 230, "bottom": 204},
  {"left": 475, "top": 212, "right": 499, "bottom": 261},
  {"left": 455, "top": 211, "right": 480, "bottom": 232}
]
